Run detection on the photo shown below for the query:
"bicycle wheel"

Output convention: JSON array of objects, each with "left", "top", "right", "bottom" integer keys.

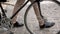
[{"left": 24, "top": 0, "right": 41, "bottom": 34}]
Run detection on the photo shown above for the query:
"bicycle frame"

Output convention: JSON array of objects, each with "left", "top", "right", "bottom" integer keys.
[
  {"left": 10, "top": 0, "right": 60, "bottom": 20},
  {"left": 0, "top": 3, "right": 6, "bottom": 17},
  {"left": 0, "top": 0, "right": 42, "bottom": 34},
  {"left": 0, "top": 0, "right": 60, "bottom": 34},
  {"left": 10, "top": 0, "right": 43, "bottom": 34}
]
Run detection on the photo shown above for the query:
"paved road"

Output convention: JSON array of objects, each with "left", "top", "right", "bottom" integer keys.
[{"left": 0, "top": 1, "right": 60, "bottom": 34}]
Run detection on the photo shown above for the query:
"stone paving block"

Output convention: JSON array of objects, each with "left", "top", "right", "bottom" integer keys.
[{"left": 0, "top": 1, "right": 60, "bottom": 34}]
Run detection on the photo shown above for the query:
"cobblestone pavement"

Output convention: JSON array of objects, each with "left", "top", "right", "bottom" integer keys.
[{"left": 0, "top": 1, "right": 60, "bottom": 34}]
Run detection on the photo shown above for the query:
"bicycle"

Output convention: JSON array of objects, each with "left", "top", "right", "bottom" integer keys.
[{"left": 0, "top": 0, "right": 60, "bottom": 34}]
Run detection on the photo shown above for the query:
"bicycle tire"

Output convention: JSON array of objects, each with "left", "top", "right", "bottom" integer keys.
[{"left": 24, "top": 1, "right": 38, "bottom": 34}]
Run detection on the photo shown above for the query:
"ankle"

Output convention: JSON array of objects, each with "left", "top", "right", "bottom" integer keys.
[
  {"left": 40, "top": 24, "right": 45, "bottom": 26},
  {"left": 12, "top": 21, "right": 16, "bottom": 24},
  {"left": 39, "top": 23, "right": 45, "bottom": 26}
]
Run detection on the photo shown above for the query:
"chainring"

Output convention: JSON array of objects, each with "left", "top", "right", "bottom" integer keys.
[{"left": 0, "top": 17, "right": 13, "bottom": 34}]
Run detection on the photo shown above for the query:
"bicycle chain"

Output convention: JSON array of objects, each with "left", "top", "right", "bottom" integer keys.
[{"left": 0, "top": 13, "right": 13, "bottom": 34}]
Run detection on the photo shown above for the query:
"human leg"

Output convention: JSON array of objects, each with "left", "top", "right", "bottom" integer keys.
[
  {"left": 12, "top": 0, "right": 25, "bottom": 27},
  {"left": 29, "top": 0, "right": 55, "bottom": 29}
]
